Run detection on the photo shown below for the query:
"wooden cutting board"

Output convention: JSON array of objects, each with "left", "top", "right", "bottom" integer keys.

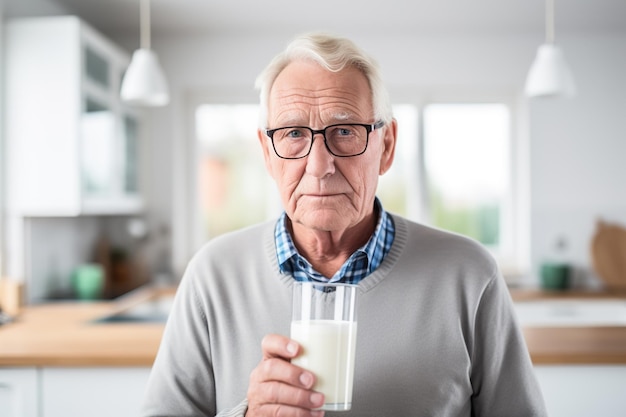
[{"left": 591, "top": 220, "right": 626, "bottom": 291}]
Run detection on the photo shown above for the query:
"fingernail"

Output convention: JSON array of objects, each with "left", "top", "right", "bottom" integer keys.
[
  {"left": 312, "top": 410, "right": 325, "bottom": 417},
  {"left": 310, "top": 392, "right": 324, "bottom": 406},
  {"left": 299, "top": 372, "right": 313, "bottom": 387},
  {"left": 286, "top": 341, "right": 298, "bottom": 355}
]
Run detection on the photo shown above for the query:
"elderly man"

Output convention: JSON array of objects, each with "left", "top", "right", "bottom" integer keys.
[{"left": 141, "top": 33, "right": 547, "bottom": 417}]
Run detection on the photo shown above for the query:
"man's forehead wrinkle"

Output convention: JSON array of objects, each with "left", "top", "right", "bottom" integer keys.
[
  {"left": 273, "top": 90, "right": 365, "bottom": 113},
  {"left": 273, "top": 85, "right": 363, "bottom": 100},
  {"left": 271, "top": 102, "right": 361, "bottom": 126},
  {"left": 272, "top": 113, "right": 355, "bottom": 127},
  {"left": 269, "top": 79, "right": 372, "bottom": 126}
]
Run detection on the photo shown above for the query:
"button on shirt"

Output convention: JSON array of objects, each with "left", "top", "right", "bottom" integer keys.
[{"left": 275, "top": 198, "right": 395, "bottom": 284}]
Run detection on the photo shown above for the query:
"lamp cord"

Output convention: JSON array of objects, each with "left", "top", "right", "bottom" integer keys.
[
  {"left": 140, "top": 0, "right": 151, "bottom": 50},
  {"left": 546, "top": 0, "right": 555, "bottom": 44}
]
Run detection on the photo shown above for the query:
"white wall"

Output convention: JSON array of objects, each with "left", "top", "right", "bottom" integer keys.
[
  {"left": 141, "top": 31, "right": 626, "bottom": 286},
  {"left": 529, "top": 34, "right": 626, "bottom": 287}
]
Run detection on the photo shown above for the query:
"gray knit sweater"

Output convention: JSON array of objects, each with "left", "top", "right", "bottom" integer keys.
[{"left": 141, "top": 215, "right": 547, "bottom": 416}]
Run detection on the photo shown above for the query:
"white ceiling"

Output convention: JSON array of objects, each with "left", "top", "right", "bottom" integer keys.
[{"left": 5, "top": 0, "right": 626, "bottom": 39}]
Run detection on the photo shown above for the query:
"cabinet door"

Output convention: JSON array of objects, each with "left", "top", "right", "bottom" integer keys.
[
  {"left": 0, "top": 368, "right": 39, "bottom": 417},
  {"left": 6, "top": 16, "right": 143, "bottom": 216},
  {"left": 80, "top": 23, "right": 144, "bottom": 215},
  {"left": 41, "top": 367, "right": 151, "bottom": 417},
  {"left": 5, "top": 17, "right": 83, "bottom": 216}
]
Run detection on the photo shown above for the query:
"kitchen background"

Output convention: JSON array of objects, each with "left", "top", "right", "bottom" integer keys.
[
  {"left": 1, "top": 0, "right": 625, "bottom": 300},
  {"left": 1, "top": 2, "right": 626, "bottom": 417}
]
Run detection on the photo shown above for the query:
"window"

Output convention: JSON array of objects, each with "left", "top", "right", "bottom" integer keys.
[
  {"left": 385, "top": 101, "right": 521, "bottom": 274},
  {"left": 193, "top": 104, "right": 279, "bottom": 249},
  {"left": 423, "top": 103, "right": 511, "bottom": 249},
  {"left": 377, "top": 105, "right": 421, "bottom": 221}
]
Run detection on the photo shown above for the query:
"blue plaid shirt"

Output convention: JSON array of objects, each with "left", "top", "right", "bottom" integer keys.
[{"left": 275, "top": 198, "right": 395, "bottom": 284}]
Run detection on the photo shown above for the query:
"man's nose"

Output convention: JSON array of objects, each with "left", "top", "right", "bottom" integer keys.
[{"left": 306, "top": 133, "right": 335, "bottom": 177}]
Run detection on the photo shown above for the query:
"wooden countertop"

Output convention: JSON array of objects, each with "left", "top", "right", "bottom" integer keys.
[
  {"left": 0, "top": 287, "right": 171, "bottom": 367},
  {"left": 1, "top": 287, "right": 626, "bottom": 367},
  {"left": 522, "top": 326, "right": 626, "bottom": 364},
  {"left": 510, "top": 288, "right": 626, "bottom": 365}
]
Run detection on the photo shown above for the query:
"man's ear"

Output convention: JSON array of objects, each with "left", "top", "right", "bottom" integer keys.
[
  {"left": 258, "top": 128, "right": 275, "bottom": 178},
  {"left": 379, "top": 118, "right": 398, "bottom": 175}
]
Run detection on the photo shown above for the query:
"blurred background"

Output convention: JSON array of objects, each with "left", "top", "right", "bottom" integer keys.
[{"left": 0, "top": 1, "right": 625, "bottom": 416}]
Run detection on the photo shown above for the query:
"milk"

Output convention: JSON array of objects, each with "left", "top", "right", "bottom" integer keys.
[{"left": 291, "top": 319, "right": 358, "bottom": 411}]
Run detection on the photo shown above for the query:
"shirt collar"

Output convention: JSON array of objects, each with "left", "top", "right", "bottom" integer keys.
[{"left": 274, "top": 197, "right": 394, "bottom": 282}]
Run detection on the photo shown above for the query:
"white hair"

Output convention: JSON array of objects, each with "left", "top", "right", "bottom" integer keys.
[{"left": 254, "top": 33, "right": 393, "bottom": 128}]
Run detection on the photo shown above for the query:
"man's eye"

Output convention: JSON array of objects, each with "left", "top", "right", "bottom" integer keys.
[
  {"left": 338, "top": 128, "right": 353, "bottom": 136},
  {"left": 284, "top": 128, "right": 307, "bottom": 139},
  {"left": 329, "top": 126, "right": 356, "bottom": 138}
]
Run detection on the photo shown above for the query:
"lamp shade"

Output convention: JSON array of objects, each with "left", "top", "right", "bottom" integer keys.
[
  {"left": 525, "top": 43, "right": 576, "bottom": 98},
  {"left": 120, "top": 48, "right": 170, "bottom": 106}
]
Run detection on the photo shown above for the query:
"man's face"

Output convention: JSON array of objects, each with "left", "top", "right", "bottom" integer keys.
[{"left": 258, "top": 60, "right": 396, "bottom": 233}]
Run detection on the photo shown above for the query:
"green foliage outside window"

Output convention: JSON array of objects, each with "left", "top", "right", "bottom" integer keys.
[{"left": 429, "top": 186, "right": 500, "bottom": 246}]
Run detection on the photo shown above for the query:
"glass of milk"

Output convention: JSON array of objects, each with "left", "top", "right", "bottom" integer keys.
[{"left": 291, "top": 281, "right": 358, "bottom": 411}]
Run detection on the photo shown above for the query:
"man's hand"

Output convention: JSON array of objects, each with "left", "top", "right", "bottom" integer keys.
[{"left": 246, "top": 334, "right": 325, "bottom": 417}]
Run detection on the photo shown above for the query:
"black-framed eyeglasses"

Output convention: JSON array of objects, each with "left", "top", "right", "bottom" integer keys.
[{"left": 265, "top": 121, "right": 385, "bottom": 159}]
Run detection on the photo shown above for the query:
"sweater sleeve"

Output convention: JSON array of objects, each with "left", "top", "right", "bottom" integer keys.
[
  {"left": 140, "top": 267, "right": 248, "bottom": 417},
  {"left": 470, "top": 274, "right": 548, "bottom": 417}
]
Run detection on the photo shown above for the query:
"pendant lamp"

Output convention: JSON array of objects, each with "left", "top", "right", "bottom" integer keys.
[
  {"left": 525, "top": 0, "right": 576, "bottom": 98},
  {"left": 120, "top": 0, "right": 170, "bottom": 106}
]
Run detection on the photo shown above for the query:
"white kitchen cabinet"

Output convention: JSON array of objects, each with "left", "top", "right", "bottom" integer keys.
[
  {"left": 534, "top": 365, "right": 626, "bottom": 417},
  {"left": 0, "top": 367, "right": 39, "bottom": 417},
  {"left": 5, "top": 16, "right": 143, "bottom": 216},
  {"left": 0, "top": 367, "right": 151, "bottom": 417},
  {"left": 41, "top": 367, "right": 151, "bottom": 417}
]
